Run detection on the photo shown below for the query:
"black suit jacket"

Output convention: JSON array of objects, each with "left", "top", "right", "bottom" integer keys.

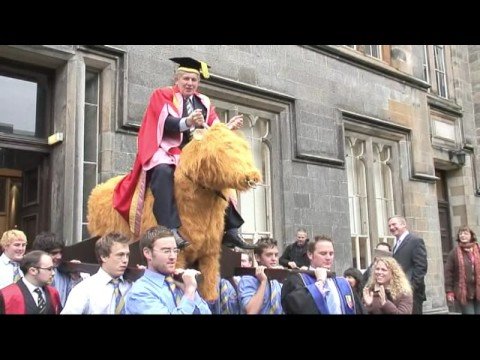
[
  {"left": 164, "top": 94, "right": 207, "bottom": 148},
  {"left": 393, "top": 233, "right": 428, "bottom": 301},
  {"left": 0, "top": 280, "right": 59, "bottom": 314},
  {"left": 281, "top": 273, "right": 321, "bottom": 314}
]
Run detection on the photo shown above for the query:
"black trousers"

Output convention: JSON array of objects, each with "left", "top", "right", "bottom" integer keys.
[
  {"left": 412, "top": 297, "right": 423, "bottom": 315},
  {"left": 148, "top": 164, "right": 244, "bottom": 230}
]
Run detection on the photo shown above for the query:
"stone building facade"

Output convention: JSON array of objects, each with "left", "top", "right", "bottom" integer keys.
[{"left": 1, "top": 45, "right": 479, "bottom": 313}]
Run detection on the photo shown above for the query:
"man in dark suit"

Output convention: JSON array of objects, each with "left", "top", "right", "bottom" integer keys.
[
  {"left": 0, "top": 250, "right": 62, "bottom": 314},
  {"left": 389, "top": 215, "right": 428, "bottom": 314},
  {"left": 281, "top": 235, "right": 355, "bottom": 314}
]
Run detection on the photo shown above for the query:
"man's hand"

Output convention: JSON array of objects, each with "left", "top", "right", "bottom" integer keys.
[
  {"left": 314, "top": 267, "right": 328, "bottom": 283},
  {"left": 288, "top": 261, "right": 298, "bottom": 269},
  {"left": 69, "top": 259, "right": 82, "bottom": 281},
  {"left": 187, "top": 109, "right": 204, "bottom": 127},
  {"left": 227, "top": 114, "right": 244, "bottom": 130},
  {"left": 255, "top": 265, "right": 268, "bottom": 282}
]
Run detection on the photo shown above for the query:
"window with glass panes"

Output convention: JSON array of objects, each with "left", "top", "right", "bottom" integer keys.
[
  {"left": 423, "top": 45, "right": 449, "bottom": 99},
  {"left": 345, "top": 132, "right": 399, "bottom": 270},
  {"left": 81, "top": 70, "right": 100, "bottom": 239}
]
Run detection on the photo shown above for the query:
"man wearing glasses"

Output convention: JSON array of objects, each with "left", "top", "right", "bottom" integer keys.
[
  {"left": 125, "top": 225, "right": 211, "bottom": 314},
  {"left": 31, "top": 232, "right": 89, "bottom": 307},
  {"left": 0, "top": 250, "right": 62, "bottom": 314},
  {"left": 61, "top": 233, "right": 131, "bottom": 314}
]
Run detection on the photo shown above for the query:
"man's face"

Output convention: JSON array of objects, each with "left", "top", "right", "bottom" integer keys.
[
  {"left": 308, "top": 240, "right": 334, "bottom": 270},
  {"left": 3, "top": 238, "right": 27, "bottom": 262},
  {"left": 48, "top": 248, "right": 63, "bottom": 268},
  {"left": 240, "top": 253, "right": 252, "bottom": 268},
  {"left": 101, "top": 242, "right": 130, "bottom": 278},
  {"left": 255, "top": 246, "right": 279, "bottom": 269},
  {"left": 33, "top": 254, "right": 55, "bottom": 286},
  {"left": 145, "top": 237, "right": 177, "bottom": 275},
  {"left": 388, "top": 217, "right": 407, "bottom": 238},
  {"left": 296, "top": 231, "right": 307, "bottom": 246},
  {"left": 176, "top": 72, "right": 200, "bottom": 98}
]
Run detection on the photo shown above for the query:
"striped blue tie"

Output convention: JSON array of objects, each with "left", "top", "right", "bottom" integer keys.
[
  {"left": 165, "top": 276, "right": 182, "bottom": 306},
  {"left": 111, "top": 278, "right": 125, "bottom": 314},
  {"left": 11, "top": 261, "right": 21, "bottom": 283},
  {"left": 220, "top": 279, "right": 230, "bottom": 314},
  {"left": 186, "top": 98, "right": 194, "bottom": 115},
  {"left": 269, "top": 281, "right": 282, "bottom": 314}
]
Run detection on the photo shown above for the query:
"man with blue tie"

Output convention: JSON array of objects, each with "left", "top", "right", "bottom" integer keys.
[
  {"left": 389, "top": 215, "right": 428, "bottom": 314},
  {"left": 281, "top": 235, "right": 356, "bottom": 315},
  {"left": 237, "top": 238, "right": 283, "bottom": 314},
  {"left": 61, "top": 233, "right": 131, "bottom": 314},
  {"left": 0, "top": 229, "right": 27, "bottom": 290},
  {"left": 125, "top": 225, "right": 211, "bottom": 314},
  {"left": 113, "top": 57, "right": 255, "bottom": 251}
]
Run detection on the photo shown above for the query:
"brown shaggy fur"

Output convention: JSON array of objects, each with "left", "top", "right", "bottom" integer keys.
[{"left": 87, "top": 123, "right": 261, "bottom": 300}]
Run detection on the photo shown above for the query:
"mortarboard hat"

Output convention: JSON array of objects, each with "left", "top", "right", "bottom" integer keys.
[{"left": 170, "top": 57, "right": 210, "bottom": 79}]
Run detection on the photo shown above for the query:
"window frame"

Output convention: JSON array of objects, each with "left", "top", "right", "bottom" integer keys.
[
  {"left": 344, "top": 126, "right": 403, "bottom": 270},
  {"left": 423, "top": 45, "right": 451, "bottom": 100},
  {"left": 343, "top": 45, "right": 391, "bottom": 65},
  {"left": 0, "top": 60, "right": 53, "bottom": 149}
]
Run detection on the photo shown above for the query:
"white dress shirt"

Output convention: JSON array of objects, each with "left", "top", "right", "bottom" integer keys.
[
  {"left": 0, "top": 253, "right": 24, "bottom": 290},
  {"left": 393, "top": 231, "right": 410, "bottom": 253},
  {"left": 22, "top": 278, "right": 45, "bottom": 306},
  {"left": 61, "top": 267, "right": 131, "bottom": 314}
]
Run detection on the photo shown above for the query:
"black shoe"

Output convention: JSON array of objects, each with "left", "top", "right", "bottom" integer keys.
[
  {"left": 222, "top": 230, "right": 257, "bottom": 249},
  {"left": 171, "top": 228, "right": 190, "bottom": 249}
]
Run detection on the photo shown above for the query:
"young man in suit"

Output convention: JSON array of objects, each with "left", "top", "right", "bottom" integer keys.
[
  {"left": 0, "top": 250, "right": 61, "bottom": 314},
  {"left": 389, "top": 215, "right": 428, "bottom": 314},
  {"left": 281, "top": 235, "right": 355, "bottom": 315}
]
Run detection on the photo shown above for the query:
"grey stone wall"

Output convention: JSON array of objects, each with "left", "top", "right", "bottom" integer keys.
[{"left": 109, "top": 46, "right": 441, "bottom": 291}]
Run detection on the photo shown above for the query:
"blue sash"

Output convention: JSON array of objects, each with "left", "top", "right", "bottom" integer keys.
[
  {"left": 301, "top": 274, "right": 329, "bottom": 314},
  {"left": 300, "top": 274, "right": 356, "bottom": 315},
  {"left": 335, "top": 277, "right": 356, "bottom": 315}
]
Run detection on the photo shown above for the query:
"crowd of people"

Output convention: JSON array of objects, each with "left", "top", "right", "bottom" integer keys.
[{"left": 0, "top": 213, "right": 442, "bottom": 314}]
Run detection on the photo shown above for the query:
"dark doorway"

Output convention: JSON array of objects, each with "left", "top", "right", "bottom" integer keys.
[
  {"left": 0, "top": 148, "right": 50, "bottom": 246},
  {"left": 436, "top": 169, "right": 453, "bottom": 263}
]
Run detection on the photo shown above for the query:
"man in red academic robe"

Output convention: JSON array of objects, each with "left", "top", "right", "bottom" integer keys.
[
  {"left": 113, "top": 57, "right": 255, "bottom": 250},
  {"left": 0, "top": 250, "right": 61, "bottom": 314}
]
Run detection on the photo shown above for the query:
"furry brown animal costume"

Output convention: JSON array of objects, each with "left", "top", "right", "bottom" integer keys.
[{"left": 87, "top": 123, "right": 261, "bottom": 300}]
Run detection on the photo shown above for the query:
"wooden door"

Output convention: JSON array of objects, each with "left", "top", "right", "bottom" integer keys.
[
  {"left": 20, "top": 155, "right": 50, "bottom": 245},
  {"left": 436, "top": 170, "right": 453, "bottom": 263},
  {"left": 0, "top": 169, "right": 22, "bottom": 235}
]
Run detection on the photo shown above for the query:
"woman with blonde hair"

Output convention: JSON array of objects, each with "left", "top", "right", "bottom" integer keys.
[
  {"left": 363, "top": 257, "right": 413, "bottom": 314},
  {"left": 444, "top": 226, "right": 480, "bottom": 314}
]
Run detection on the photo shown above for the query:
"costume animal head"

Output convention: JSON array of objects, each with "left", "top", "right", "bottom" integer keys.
[{"left": 178, "top": 123, "right": 261, "bottom": 191}]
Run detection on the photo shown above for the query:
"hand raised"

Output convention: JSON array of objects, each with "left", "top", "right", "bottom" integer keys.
[
  {"left": 227, "top": 114, "right": 244, "bottom": 130},
  {"left": 363, "top": 287, "right": 373, "bottom": 306}
]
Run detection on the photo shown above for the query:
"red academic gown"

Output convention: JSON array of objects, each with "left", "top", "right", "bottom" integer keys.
[
  {"left": 0, "top": 282, "right": 62, "bottom": 314},
  {"left": 113, "top": 85, "right": 219, "bottom": 226}
]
